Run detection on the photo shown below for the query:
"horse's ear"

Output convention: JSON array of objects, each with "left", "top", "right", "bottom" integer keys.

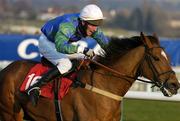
[
  {"left": 153, "top": 33, "right": 160, "bottom": 45},
  {"left": 140, "top": 32, "right": 153, "bottom": 48}
]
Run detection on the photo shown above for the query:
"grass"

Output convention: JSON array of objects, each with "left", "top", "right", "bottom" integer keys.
[{"left": 122, "top": 99, "right": 180, "bottom": 121}]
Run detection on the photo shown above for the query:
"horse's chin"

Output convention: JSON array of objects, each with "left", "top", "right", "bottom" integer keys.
[{"left": 161, "top": 87, "right": 177, "bottom": 97}]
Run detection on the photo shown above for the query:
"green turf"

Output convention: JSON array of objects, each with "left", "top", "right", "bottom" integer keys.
[{"left": 122, "top": 99, "right": 180, "bottom": 121}]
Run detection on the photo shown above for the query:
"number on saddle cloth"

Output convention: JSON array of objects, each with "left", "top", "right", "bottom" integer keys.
[{"left": 20, "top": 62, "right": 75, "bottom": 100}]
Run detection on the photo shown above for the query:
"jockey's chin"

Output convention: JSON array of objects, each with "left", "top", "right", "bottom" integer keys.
[{"left": 86, "top": 31, "right": 93, "bottom": 36}]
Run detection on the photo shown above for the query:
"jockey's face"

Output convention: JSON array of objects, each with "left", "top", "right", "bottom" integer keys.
[{"left": 82, "top": 21, "right": 98, "bottom": 36}]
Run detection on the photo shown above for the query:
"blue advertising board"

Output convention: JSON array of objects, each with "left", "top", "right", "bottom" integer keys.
[
  {"left": 0, "top": 34, "right": 180, "bottom": 66},
  {"left": 0, "top": 34, "right": 40, "bottom": 61},
  {"left": 160, "top": 38, "right": 180, "bottom": 66}
]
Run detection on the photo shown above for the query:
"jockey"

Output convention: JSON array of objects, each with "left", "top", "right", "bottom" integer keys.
[{"left": 25, "top": 4, "right": 109, "bottom": 106}]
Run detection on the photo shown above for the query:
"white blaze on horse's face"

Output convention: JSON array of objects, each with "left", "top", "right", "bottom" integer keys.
[{"left": 161, "top": 50, "right": 168, "bottom": 60}]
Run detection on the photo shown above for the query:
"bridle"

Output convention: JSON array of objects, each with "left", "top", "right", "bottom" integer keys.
[
  {"left": 89, "top": 45, "right": 175, "bottom": 94},
  {"left": 78, "top": 43, "right": 176, "bottom": 101},
  {"left": 139, "top": 46, "right": 175, "bottom": 96}
]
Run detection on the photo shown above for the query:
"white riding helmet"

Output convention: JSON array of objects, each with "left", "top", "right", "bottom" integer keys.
[{"left": 79, "top": 4, "right": 105, "bottom": 26}]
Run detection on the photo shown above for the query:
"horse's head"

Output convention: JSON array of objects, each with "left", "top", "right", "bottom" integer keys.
[
  {"left": 98, "top": 33, "right": 179, "bottom": 97},
  {"left": 139, "top": 32, "right": 180, "bottom": 96}
]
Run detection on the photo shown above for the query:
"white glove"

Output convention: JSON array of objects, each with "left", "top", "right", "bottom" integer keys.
[{"left": 83, "top": 48, "right": 95, "bottom": 58}]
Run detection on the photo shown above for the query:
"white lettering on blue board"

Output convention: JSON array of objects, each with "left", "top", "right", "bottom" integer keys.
[{"left": 17, "top": 39, "right": 39, "bottom": 59}]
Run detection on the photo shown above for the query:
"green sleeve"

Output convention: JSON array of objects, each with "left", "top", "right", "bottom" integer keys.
[{"left": 55, "top": 22, "right": 78, "bottom": 54}]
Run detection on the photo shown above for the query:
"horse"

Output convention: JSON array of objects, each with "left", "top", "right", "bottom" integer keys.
[{"left": 0, "top": 32, "right": 179, "bottom": 121}]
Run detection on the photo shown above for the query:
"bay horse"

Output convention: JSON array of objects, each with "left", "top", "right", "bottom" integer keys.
[{"left": 0, "top": 32, "right": 179, "bottom": 121}]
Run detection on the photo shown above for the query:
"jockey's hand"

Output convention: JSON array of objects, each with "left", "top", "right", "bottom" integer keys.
[{"left": 83, "top": 48, "right": 95, "bottom": 58}]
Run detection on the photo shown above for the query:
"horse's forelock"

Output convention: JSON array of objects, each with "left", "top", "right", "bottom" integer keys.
[{"left": 147, "top": 36, "right": 160, "bottom": 45}]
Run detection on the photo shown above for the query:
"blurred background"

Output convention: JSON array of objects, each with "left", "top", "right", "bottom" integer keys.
[
  {"left": 1, "top": 0, "right": 180, "bottom": 121},
  {"left": 1, "top": 0, "right": 180, "bottom": 37}
]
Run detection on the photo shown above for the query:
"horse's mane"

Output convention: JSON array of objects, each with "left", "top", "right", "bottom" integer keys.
[{"left": 98, "top": 35, "right": 158, "bottom": 65}]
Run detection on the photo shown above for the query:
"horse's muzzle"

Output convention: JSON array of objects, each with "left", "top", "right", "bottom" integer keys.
[{"left": 162, "top": 81, "right": 180, "bottom": 97}]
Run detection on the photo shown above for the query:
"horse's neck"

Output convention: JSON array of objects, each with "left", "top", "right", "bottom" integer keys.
[{"left": 115, "top": 46, "right": 145, "bottom": 77}]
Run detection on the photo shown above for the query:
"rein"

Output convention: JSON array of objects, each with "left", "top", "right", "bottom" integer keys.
[{"left": 89, "top": 59, "right": 152, "bottom": 84}]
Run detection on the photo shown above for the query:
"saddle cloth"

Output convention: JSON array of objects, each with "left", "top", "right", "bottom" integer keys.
[{"left": 20, "top": 63, "right": 74, "bottom": 100}]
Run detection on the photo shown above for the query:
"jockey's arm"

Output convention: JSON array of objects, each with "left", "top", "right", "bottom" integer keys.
[{"left": 55, "top": 23, "right": 84, "bottom": 54}]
